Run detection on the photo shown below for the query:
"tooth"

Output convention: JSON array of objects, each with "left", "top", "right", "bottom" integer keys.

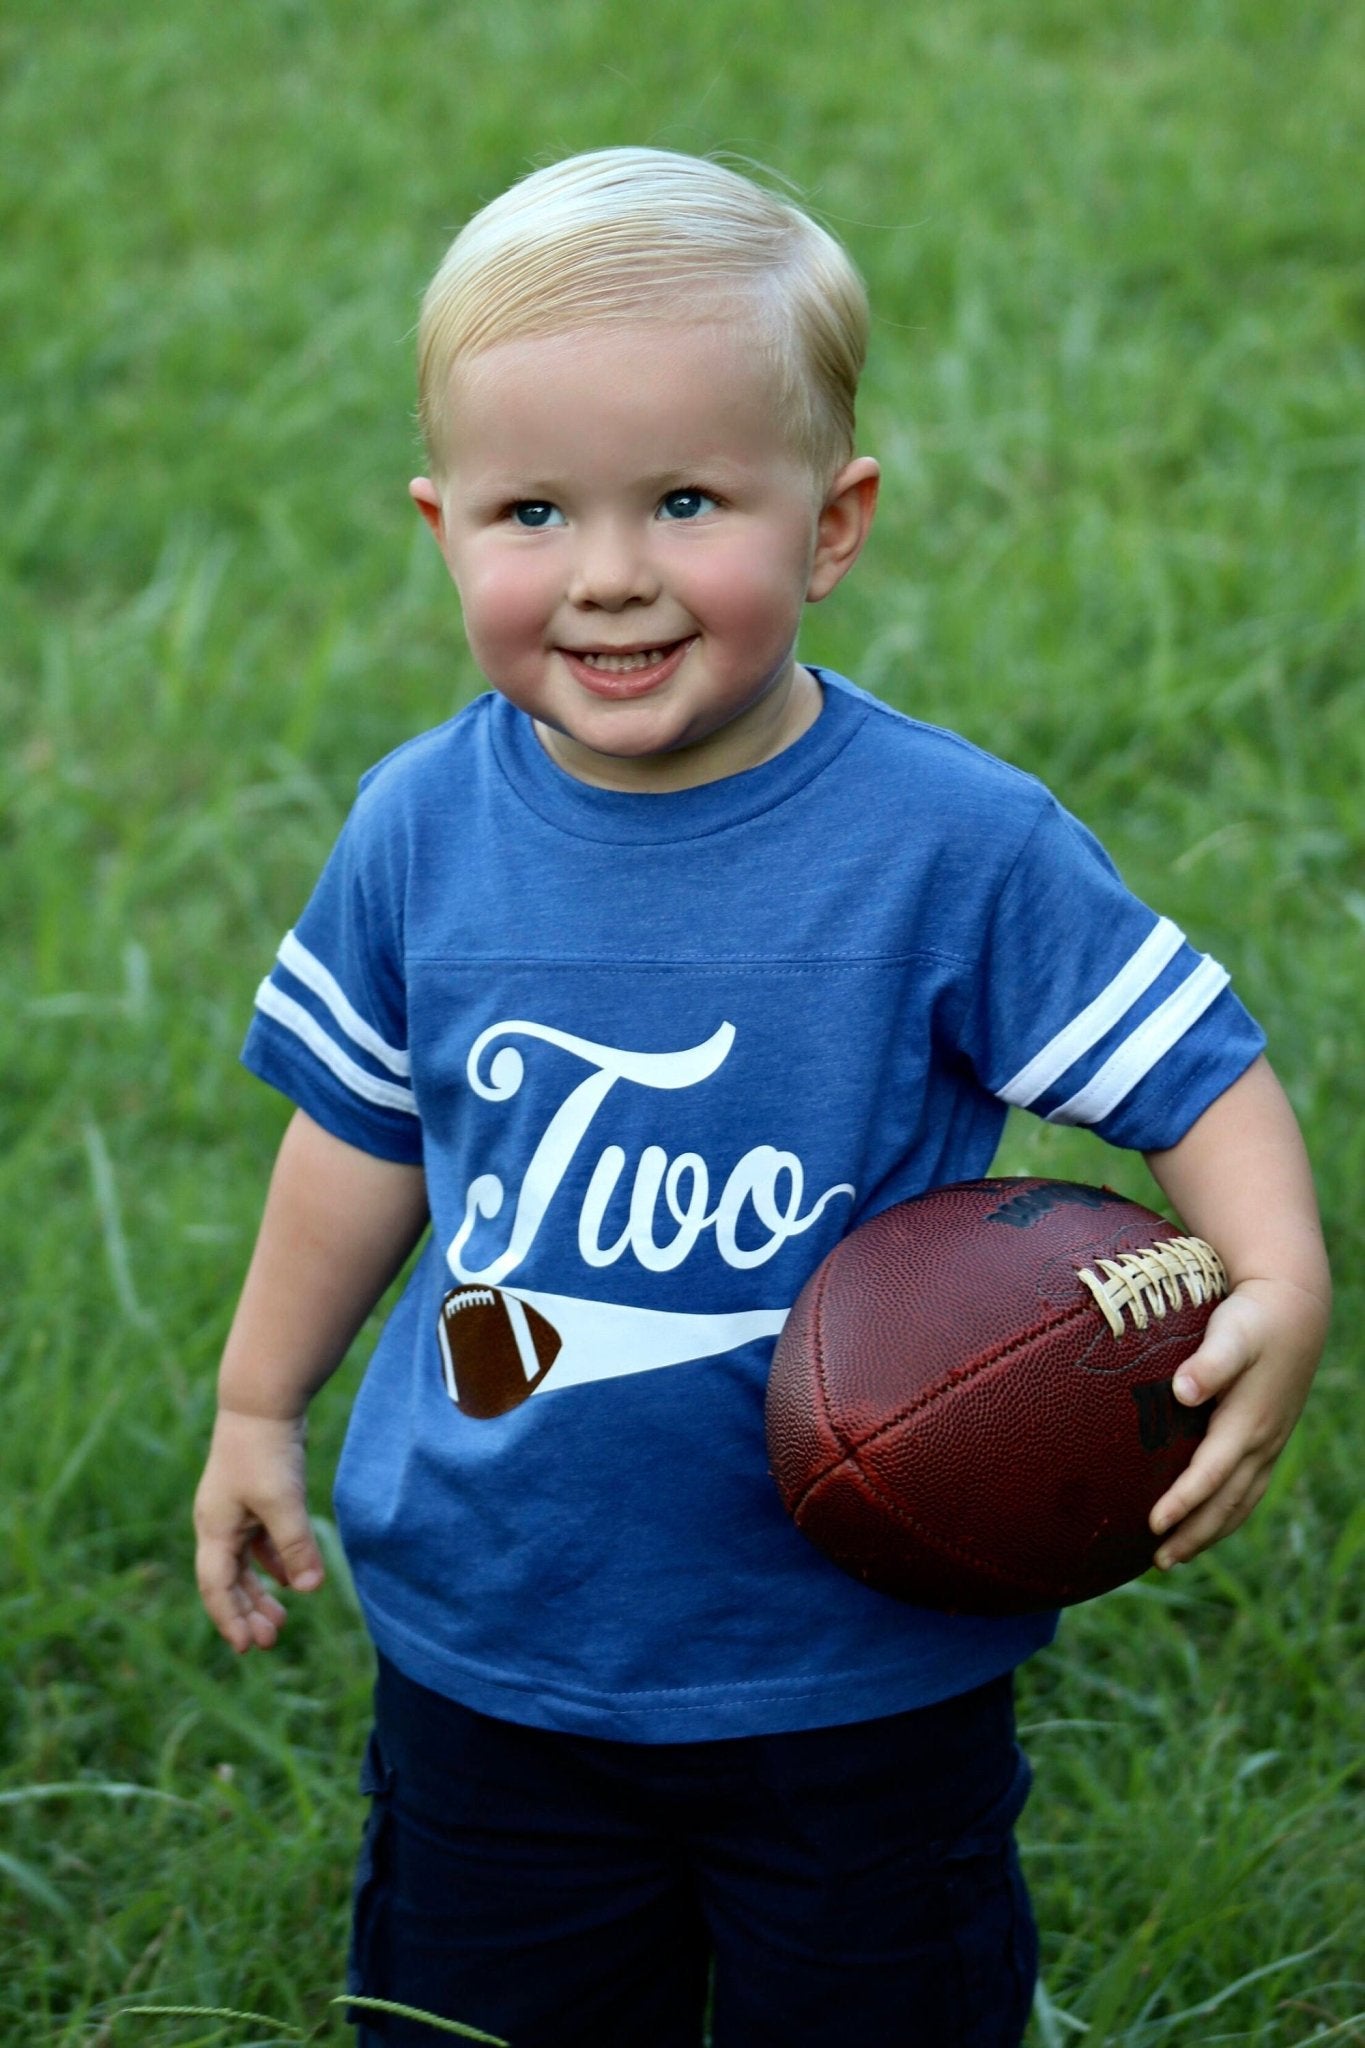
[{"left": 581, "top": 648, "right": 666, "bottom": 673}]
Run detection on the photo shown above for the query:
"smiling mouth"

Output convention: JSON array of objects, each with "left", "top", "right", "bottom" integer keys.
[
  {"left": 559, "top": 639, "right": 694, "bottom": 696},
  {"left": 575, "top": 646, "right": 674, "bottom": 674}
]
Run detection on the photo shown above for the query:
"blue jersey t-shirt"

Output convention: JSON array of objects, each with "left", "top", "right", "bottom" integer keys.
[{"left": 242, "top": 671, "right": 1264, "bottom": 1740}]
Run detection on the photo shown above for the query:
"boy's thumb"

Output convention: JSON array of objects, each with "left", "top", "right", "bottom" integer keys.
[
  {"left": 288, "top": 1553, "right": 325, "bottom": 1593},
  {"left": 258, "top": 1515, "right": 326, "bottom": 1593}
]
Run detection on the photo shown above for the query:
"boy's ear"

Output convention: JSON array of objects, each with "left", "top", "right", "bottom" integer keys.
[
  {"left": 807, "top": 457, "right": 880, "bottom": 603},
  {"left": 409, "top": 477, "right": 447, "bottom": 543}
]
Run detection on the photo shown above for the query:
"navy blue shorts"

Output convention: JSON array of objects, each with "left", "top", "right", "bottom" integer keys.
[{"left": 348, "top": 1653, "right": 1036, "bottom": 2047}]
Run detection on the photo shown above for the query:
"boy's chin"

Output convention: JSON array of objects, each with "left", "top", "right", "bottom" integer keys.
[
  {"left": 531, "top": 669, "right": 817, "bottom": 792},
  {"left": 533, "top": 716, "right": 684, "bottom": 781}
]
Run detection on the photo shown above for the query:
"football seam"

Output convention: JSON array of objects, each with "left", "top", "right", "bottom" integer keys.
[
  {"left": 809, "top": 1253, "right": 839, "bottom": 1447},
  {"left": 793, "top": 1291, "right": 1158, "bottom": 1601},
  {"left": 812, "top": 1452, "right": 1080, "bottom": 1602},
  {"left": 801, "top": 1298, "right": 1091, "bottom": 1501}
]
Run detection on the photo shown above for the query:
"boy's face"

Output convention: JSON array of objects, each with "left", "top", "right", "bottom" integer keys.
[{"left": 411, "top": 320, "right": 878, "bottom": 791}]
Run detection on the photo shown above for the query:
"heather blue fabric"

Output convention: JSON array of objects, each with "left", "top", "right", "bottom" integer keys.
[{"left": 242, "top": 671, "right": 1264, "bottom": 1740}]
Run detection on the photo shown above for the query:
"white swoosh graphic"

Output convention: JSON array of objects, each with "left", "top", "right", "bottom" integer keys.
[{"left": 501, "top": 1287, "right": 790, "bottom": 1394}]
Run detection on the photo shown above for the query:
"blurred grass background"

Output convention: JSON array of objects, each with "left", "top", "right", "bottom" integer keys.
[{"left": 2, "top": 0, "right": 1362, "bottom": 2041}]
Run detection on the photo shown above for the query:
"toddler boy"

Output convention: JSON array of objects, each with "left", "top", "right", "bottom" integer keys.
[{"left": 194, "top": 149, "right": 1329, "bottom": 2047}]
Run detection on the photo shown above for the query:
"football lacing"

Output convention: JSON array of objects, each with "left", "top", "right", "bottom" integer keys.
[
  {"left": 1075, "top": 1237, "right": 1228, "bottom": 1338},
  {"left": 445, "top": 1288, "right": 496, "bottom": 1313}
]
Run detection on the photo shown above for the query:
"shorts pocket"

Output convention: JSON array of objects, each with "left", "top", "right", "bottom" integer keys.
[
  {"left": 943, "top": 1823, "right": 1038, "bottom": 2047},
  {"left": 346, "top": 1729, "right": 397, "bottom": 2017}
]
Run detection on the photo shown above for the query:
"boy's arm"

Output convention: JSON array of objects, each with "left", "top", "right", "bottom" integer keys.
[
  {"left": 193, "top": 1109, "right": 429, "bottom": 1653},
  {"left": 1141, "top": 1054, "right": 1330, "bottom": 1568}
]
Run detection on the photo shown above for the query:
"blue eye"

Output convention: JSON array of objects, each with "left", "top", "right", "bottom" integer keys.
[
  {"left": 657, "top": 489, "right": 717, "bottom": 522},
  {"left": 511, "top": 501, "right": 564, "bottom": 529}
]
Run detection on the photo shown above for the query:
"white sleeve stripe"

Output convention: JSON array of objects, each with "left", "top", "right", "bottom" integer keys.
[
  {"left": 1047, "top": 956, "right": 1231, "bottom": 1128},
  {"left": 254, "top": 981, "right": 419, "bottom": 1116},
  {"left": 996, "top": 916, "right": 1186, "bottom": 1108},
  {"left": 276, "top": 930, "right": 411, "bottom": 1078}
]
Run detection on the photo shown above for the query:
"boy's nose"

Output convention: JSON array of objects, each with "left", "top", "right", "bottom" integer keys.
[{"left": 567, "top": 521, "right": 660, "bottom": 611}]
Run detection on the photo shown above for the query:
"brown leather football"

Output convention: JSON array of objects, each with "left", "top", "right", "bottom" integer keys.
[{"left": 765, "top": 1178, "right": 1228, "bottom": 1614}]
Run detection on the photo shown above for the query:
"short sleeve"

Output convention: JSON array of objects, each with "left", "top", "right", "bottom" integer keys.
[
  {"left": 240, "top": 780, "right": 423, "bottom": 1164},
  {"left": 958, "top": 795, "right": 1265, "bottom": 1152}
]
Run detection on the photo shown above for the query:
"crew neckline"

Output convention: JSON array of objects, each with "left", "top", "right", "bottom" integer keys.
[{"left": 489, "top": 668, "right": 870, "bottom": 845}]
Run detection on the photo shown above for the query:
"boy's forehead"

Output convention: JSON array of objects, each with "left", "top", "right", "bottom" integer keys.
[{"left": 443, "top": 318, "right": 805, "bottom": 475}]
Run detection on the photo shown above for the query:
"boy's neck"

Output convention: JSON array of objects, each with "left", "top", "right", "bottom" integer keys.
[{"left": 532, "top": 665, "right": 824, "bottom": 795}]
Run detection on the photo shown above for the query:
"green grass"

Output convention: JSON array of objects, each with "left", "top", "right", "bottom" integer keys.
[{"left": 2, "top": 0, "right": 1362, "bottom": 2040}]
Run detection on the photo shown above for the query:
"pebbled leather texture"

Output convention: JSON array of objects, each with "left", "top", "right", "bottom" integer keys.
[{"left": 766, "top": 1179, "right": 1220, "bottom": 1615}]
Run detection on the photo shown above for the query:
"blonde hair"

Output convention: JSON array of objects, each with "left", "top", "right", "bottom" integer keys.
[{"left": 417, "top": 148, "right": 869, "bottom": 482}]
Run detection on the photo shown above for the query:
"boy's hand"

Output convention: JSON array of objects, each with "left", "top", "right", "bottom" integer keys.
[
  {"left": 1148, "top": 1275, "right": 1327, "bottom": 1570},
  {"left": 194, "top": 1408, "right": 326, "bottom": 1653},
  {"left": 191, "top": 1113, "right": 427, "bottom": 1655},
  {"left": 1143, "top": 1056, "right": 1331, "bottom": 1573}
]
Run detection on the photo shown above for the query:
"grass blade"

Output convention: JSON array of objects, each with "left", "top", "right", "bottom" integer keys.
[
  {"left": 81, "top": 1118, "right": 154, "bottom": 1330},
  {"left": 0, "top": 1847, "right": 72, "bottom": 1919},
  {"left": 110, "top": 2009, "right": 302, "bottom": 2037},
  {"left": 332, "top": 1996, "right": 510, "bottom": 2043},
  {"left": 0, "top": 1780, "right": 198, "bottom": 1811}
]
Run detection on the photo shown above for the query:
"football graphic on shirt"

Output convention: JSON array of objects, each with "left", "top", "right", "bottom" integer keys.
[{"left": 438, "top": 1286, "right": 563, "bottom": 1418}]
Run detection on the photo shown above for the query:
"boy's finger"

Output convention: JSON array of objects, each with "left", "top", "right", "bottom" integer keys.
[
  {"left": 249, "top": 1528, "right": 321, "bottom": 1591},
  {"left": 1148, "top": 1403, "right": 1250, "bottom": 1535},
  {"left": 1153, "top": 1461, "right": 1271, "bottom": 1568},
  {"left": 196, "top": 1542, "right": 287, "bottom": 1652},
  {"left": 241, "top": 1588, "right": 288, "bottom": 1650},
  {"left": 1169, "top": 1294, "right": 1260, "bottom": 1405},
  {"left": 248, "top": 1532, "right": 284, "bottom": 1583},
  {"left": 1150, "top": 1468, "right": 1206, "bottom": 1540},
  {"left": 246, "top": 1506, "right": 325, "bottom": 1593}
]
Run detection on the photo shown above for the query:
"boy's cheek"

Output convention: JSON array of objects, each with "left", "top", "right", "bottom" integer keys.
[
  {"left": 467, "top": 593, "right": 539, "bottom": 651},
  {"left": 461, "top": 573, "right": 552, "bottom": 665},
  {"left": 461, "top": 618, "right": 559, "bottom": 715}
]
